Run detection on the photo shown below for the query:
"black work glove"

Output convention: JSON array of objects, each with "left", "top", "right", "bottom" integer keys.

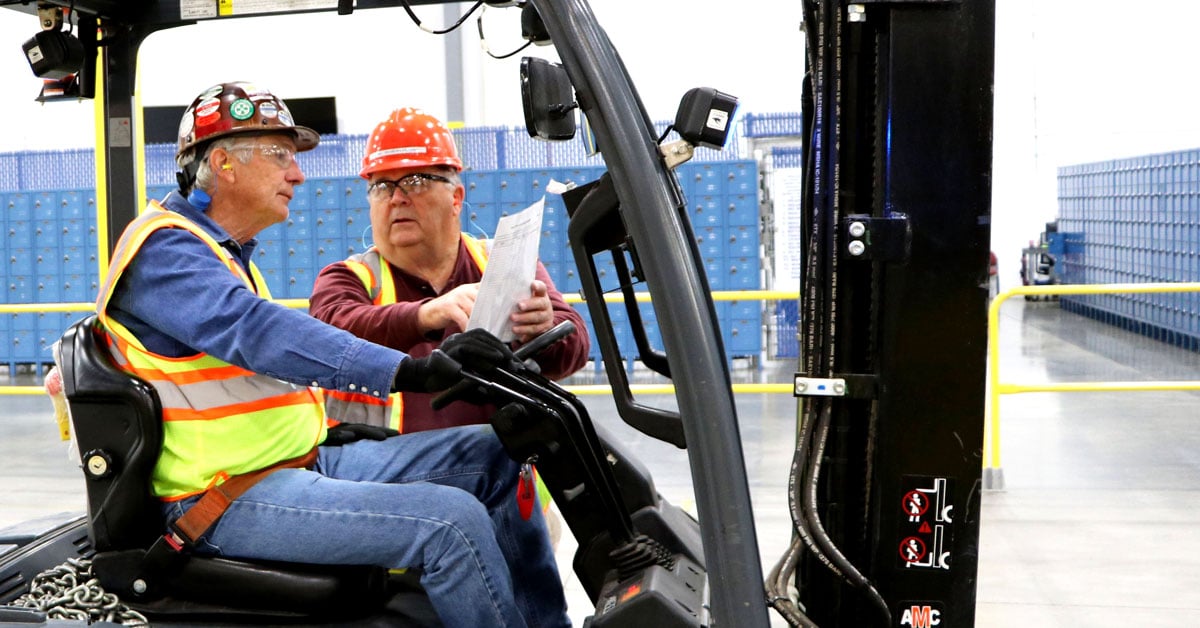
[
  {"left": 392, "top": 329, "right": 518, "bottom": 393},
  {"left": 323, "top": 422, "right": 400, "bottom": 446},
  {"left": 442, "top": 328, "right": 518, "bottom": 371},
  {"left": 393, "top": 350, "right": 463, "bottom": 393}
]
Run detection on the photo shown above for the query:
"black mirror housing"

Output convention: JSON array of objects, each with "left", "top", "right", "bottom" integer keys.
[
  {"left": 521, "top": 57, "right": 577, "bottom": 141},
  {"left": 673, "top": 87, "right": 738, "bottom": 150},
  {"left": 23, "top": 29, "right": 84, "bottom": 80}
]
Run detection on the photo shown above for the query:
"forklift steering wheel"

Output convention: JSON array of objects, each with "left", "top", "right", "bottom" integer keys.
[{"left": 430, "top": 320, "right": 577, "bottom": 410}]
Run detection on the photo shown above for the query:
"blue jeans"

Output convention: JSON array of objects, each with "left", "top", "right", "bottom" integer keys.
[{"left": 162, "top": 424, "right": 570, "bottom": 627}]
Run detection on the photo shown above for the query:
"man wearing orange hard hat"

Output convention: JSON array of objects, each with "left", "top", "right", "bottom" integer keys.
[{"left": 310, "top": 107, "right": 589, "bottom": 434}]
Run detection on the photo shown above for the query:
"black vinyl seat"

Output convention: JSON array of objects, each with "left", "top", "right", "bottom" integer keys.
[{"left": 54, "top": 315, "right": 424, "bottom": 623}]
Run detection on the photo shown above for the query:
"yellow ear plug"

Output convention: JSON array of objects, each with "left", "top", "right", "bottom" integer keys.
[{"left": 222, "top": 164, "right": 233, "bottom": 170}]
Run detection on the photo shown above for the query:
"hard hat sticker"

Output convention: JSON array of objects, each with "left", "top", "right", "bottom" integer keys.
[
  {"left": 196, "top": 112, "right": 221, "bottom": 128},
  {"left": 371, "top": 147, "right": 428, "bottom": 160},
  {"left": 199, "top": 84, "right": 223, "bottom": 99},
  {"left": 177, "top": 114, "right": 194, "bottom": 141},
  {"left": 278, "top": 110, "right": 294, "bottom": 126},
  {"left": 258, "top": 102, "right": 279, "bottom": 119},
  {"left": 229, "top": 99, "right": 255, "bottom": 121},
  {"left": 194, "top": 98, "right": 220, "bottom": 118}
]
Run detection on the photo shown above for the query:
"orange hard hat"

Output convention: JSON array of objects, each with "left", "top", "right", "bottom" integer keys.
[
  {"left": 176, "top": 82, "right": 319, "bottom": 168},
  {"left": 360, "top": 107, "right": 462, "bottom": 179}
]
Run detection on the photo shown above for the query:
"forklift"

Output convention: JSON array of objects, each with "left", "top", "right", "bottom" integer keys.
[
  {"left": 1021, "top": 222, "right": 1063, "bottom": 301},
  {"left": 0, "top": 1, "right": 994, "bottom": 626}
]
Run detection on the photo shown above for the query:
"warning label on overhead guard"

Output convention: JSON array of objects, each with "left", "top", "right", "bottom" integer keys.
[
  {"left": 180, "top": 0, "right": 217, "bottom": 19},
  {"left": 897, "top": 475, "right": 955, "bottom": 570},
  {"left": 181, "top": 0, "right": 348, "bottom": 19},
  {"left": 219, "top": 0, "right": 345, "bottom": 16}
]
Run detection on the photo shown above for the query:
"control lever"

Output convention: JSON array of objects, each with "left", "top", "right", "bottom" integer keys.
[{"left": 431, "top": 320, "right": 576, "bottom": 410}]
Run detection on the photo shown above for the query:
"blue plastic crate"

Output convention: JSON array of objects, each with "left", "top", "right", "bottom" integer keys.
[{"left": 742, "top": 112, "right": 804, "bottom": 139}]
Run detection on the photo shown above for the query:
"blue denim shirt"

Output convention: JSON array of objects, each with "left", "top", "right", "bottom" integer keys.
[{"left": 106, "top": 191, "right": 404, "bottom": 400}]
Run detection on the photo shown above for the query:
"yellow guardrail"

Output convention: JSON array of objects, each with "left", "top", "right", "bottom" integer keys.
[
  {"left": 276, "top": 289, "right": 805, "bottom": 309},
  {"left": 0, "top": 303, "right": 96, "bottom": 314},
  {"left": 27, "top": 283, "right": 1197, "bottom": 477},
  {"left": 984, "top": 282, "right": 1200, "bottom": 490},
  {"left": 0, "top": 387, "right": 49, "bottom": 395},
  {"left": 0, "top": 291, "right": 801, "bottom": 397},
  {"left": 0, "top": 302, "right": 98, "bottom": 396}
]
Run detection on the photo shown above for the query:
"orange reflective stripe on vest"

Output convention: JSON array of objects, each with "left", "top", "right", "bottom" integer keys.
[{"left": 97, "top": 205, "right": 326, "bottom": 499}]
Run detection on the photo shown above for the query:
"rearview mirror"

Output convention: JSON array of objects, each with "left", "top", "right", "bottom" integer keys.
[{"left": 521, "top": 57, "right": 577, "bottom": 141}]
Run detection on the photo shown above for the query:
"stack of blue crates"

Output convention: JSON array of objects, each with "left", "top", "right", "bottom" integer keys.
[
  {"left": 1, "top": 189, "right": 100, "bottom": 369},
  {"left": 1057, "top": 149, "right": 1200, "bottom": 349},
  {"left": 2, "top": 123, "right": 767, "bottom": 372},
  {"left": 462, "top": 161, "right": 762, "bottom": 369}
]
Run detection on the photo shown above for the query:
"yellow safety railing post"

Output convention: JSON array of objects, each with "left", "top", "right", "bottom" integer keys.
[
  {"left": 983, "top": 287, "right": 1010, "bottom": 491},
  {"left": 984, "top": 282, "right": 1200, "bottom": 491}
]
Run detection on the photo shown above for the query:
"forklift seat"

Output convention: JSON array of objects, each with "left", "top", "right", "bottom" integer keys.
[{"left": 54, "top": 315, "right": 394, "bottom": 620}]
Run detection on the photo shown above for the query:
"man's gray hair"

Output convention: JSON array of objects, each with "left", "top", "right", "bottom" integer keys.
[
  {"left": 434, "top": 165, "right": 461, "bottom": 187},
  {"left": 193, "top": 137, "right": 257, "bottom": 193}
]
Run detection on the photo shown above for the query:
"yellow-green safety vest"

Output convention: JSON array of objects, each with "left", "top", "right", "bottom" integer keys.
[
  {"left": 323, "top": 233, "right": 490, "bottom": 431},
  {"left": 326, "top": 234, "right": 552, "bottom": 512},
  {"left": 96, "top": 205, "right": 327, "bottom": 500}
]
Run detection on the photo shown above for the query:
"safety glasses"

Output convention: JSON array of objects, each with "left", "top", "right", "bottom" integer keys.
[
  {"left": 230, "top": 144, "right": 298, "bottom": 169},
  {"left": 367, "top": 173, "right": 453, "bottom": 200}
]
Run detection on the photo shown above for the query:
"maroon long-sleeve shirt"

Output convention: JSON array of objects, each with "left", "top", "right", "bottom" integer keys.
[{"left": 309, "top": 238, "right": 590, "bottom": 433}]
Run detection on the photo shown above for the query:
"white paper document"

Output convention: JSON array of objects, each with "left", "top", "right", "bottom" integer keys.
[{"left": 467, "top": 197, "right": 545, "bottom": 342}]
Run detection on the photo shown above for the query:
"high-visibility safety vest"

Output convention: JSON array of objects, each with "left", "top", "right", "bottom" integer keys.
[
  {"left": 323, "top": 233, "right": 490, "bottom": 431},
  {"left": 325, "top": 234, "right": 552, "bottom": 515},
  {"left": 96, "top": 205, "right": 326, "bottom": 500}
]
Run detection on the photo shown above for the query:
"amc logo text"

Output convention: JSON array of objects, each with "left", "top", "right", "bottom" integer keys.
[{"left": 899, "top": 605, "right": 940, "bottom": 628}]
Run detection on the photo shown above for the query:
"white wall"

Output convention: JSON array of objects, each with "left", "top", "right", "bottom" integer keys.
[
  {"left": 4, "top": 1, "right": 1200, "bottom": 290},
  {"left": 457, "top": 2, "right": 806, "bottom": 128},
  {"left": 0, "top": 1, "right": 804, "bottom": 144},
  {"left": 991, "top": 0, "right": 1200, "bottom": 288}
]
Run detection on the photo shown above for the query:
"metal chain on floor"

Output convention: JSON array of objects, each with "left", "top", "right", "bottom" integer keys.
[{"left": 10, "top": 557, "right": 149, "bottom": 626}]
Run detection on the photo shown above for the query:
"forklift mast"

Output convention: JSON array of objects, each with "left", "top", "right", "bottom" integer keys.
[{"left": 784, "top": 1, "right": 995, "bottom": 626}]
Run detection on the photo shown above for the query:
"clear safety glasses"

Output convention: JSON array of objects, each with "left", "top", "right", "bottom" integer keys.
[
  {"left": 231, "top": 144, "right": 299, "bottom": 169},
  {"left": 367, "top": 173, "right": 454, "bottom": 200}
]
